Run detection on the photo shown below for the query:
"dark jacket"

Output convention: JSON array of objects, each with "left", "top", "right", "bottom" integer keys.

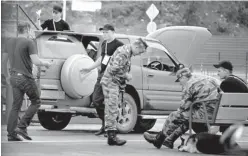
[{"left": 220, "top": 75, "right": 248, "bottom": 93}]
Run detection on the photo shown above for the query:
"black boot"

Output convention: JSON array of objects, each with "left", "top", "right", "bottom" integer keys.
[
  {"left": 143, "top": 132, "right": 157, "bottom": 144},
  {"left": 153, "top": 131, "right": 166, "bottom": 149},
  {"left": 144, "top": 131, "right": 166, "bottom": 149},
  {"left": 163, "top": 124, "right": 188, "bottom": 149},
  {"left": 107, "top": 130, "right": 126, "bottom": 146},
  {"left": 163, "top": 134, "right": 176, "bottom": 149}
]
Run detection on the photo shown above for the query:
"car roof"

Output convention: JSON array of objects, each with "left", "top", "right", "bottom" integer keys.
[{"left": 34, "top": 30, "right": 158, "bottom": 42}]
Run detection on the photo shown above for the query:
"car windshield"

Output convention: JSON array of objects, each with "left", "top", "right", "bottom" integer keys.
[
  {"left": 145, "top": 40, "right": 180, "bottom": 64},
  {"left": 36, "top": 34, "right": 86, "bottom": 59}
]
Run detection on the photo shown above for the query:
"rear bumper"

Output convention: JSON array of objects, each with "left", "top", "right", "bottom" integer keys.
[{"left": 39, "top": 105, "right": 97, "bottom": 116}]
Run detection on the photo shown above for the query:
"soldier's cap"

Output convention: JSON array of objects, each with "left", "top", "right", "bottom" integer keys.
[
  {"left": 134, "top": 38, "right": 148, "bottom": 50},
  {"left": 175, "top": 67, "right": 191, "bottom": 82},
  {"left": 99, "top": 24, "right": 115, "bottom": 31},
  {"left": 53, "top": 5, "right": 62, "bottom": 13},
  {"left": 213, "top": 60, "right": 233, "bottom": 71}
]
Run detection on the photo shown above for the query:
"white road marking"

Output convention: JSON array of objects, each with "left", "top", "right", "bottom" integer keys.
[
  {"left": 2, "top": 140, "right": 248, "bottom": 144},
  {"left": 2, "top": 139, "right": 146, "bottom": 143}
]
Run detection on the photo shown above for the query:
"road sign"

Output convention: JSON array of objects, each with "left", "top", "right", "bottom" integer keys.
[
  {"left": 146, "top": 4, "right": 159, "bottom": 21},
  {"left": 147, "top": 21, "right": 157, "bottom": 33}
]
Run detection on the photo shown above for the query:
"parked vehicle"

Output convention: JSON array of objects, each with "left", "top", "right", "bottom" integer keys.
[{"left": 34, "top": 26, "right": 213, "bottom": 133}]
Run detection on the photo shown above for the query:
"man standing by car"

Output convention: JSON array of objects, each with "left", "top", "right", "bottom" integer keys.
[
  {"left": 37, "top": 5, "right": 70, "bottom": 31},
  {"left": 100, "top": 38, "right": 148, "bottom": 146},
  {"left": 213, "top": 60, "right": 248, "bottom": 132},
  {"left": 81, "top": 24, "right": 123, "bottom": 136},
  {"left": 2, "top": 22, "right": 52, "bottom": 141},
  {"left": 143, "top": 68, "right": 220, "bottom": 149}
]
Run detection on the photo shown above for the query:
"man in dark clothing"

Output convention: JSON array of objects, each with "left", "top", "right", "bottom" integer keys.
[
  {"left": 213, "top": 60, "right": 248, "bottom": 132},
  {"left": 81, "top": 24, "right": 123, "bottom": 136},
  {"left": 2, "top": 22, "right": 52, "bottom": 141},
  {"left": 213, "top": 60, "right": 248, "bottom": 93},
  {"left": 37, "top": 5, "right": 70, "bottom": 31}
]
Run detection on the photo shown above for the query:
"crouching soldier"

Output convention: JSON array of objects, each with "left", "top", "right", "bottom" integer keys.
[
  {"left": 100, "top": 38, "right": 148, "bottom": 146},
  {"left": 144, "top": 68, "right": 220, "bottom": 149}
]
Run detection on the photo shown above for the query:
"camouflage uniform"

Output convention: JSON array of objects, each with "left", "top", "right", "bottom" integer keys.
[
  {"left": 100, "top": 45, "right": 132, "bottom": 131},
  {"left": 163, "top": 74, "right": 220, "bottom": 142}
]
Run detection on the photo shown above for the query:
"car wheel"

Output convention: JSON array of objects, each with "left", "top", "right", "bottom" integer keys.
[
  {"left": 117, "top": 93, "right": 138, "bottom": 133},
  {"left": 37, "top": 112, "right": 71, "bottom": 130},
  {"left": 134, "top": 118, "right": 156, "bottom": 133},
  {"left": 192, "top": 123, "right": 208, "bottom": 133}
]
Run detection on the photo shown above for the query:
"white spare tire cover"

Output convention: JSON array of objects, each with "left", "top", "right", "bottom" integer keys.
[{"left": 61, "top": 54, "right": 98, "bottom": 99}]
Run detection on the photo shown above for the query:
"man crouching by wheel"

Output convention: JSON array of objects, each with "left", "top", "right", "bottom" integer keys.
[{"left": 100, "top": 38, "right": 148, "bottom": 146}]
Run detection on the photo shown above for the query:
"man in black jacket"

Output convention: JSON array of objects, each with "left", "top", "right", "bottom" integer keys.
[
  {"left": 213, "top": 60, "right": 248, "bottom": 132},
  {"left": 213, "top": 60, "right": 248, "bottom": 93}
]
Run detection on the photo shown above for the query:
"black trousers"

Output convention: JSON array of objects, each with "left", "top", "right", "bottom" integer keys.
[
  {"left": 7, "top": 72, "right": 40, "bottom": 136},
  {"left": 92, "top": 72, "right": 105, "bottom": 121}
]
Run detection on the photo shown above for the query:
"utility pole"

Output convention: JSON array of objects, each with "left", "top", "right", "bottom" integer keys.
[{"left": 63, "top": 0, "right": 66, "bottom": 21}]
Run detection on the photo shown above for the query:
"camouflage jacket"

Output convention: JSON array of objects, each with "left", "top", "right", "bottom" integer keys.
[
  {"left": 100, "top": 45, "right": 132, "bottom": 85},
  {"left": 180, "top": 74, "right": 220, "bottom": 110}
]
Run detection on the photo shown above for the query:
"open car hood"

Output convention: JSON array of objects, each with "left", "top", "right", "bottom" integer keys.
[{"left": 146, "top": 26, "right": 212, "bottom": 67}]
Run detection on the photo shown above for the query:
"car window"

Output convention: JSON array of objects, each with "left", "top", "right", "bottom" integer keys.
[
  {"left": 81, "top": 36, "right": 100, "bottom": 61},
  {"left": 37, "top": 35, "right": 86, "bottom": 59},
  {"left": 141, "top": 41, "right": 176, "bottom": 72},
  {"left": 87, "top": 41, "right": 99, "bottom": 61},
  {"left": 87, "top": 41, "right": 98, "bottom": 51}
]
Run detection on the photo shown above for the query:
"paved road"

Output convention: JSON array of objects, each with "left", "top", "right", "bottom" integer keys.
[{"left": 1, "top": 118, "right": 248, "bottom": 156}]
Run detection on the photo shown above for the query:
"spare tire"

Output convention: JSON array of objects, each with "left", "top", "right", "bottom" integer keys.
[{"left": 61, "top": 54, "right": 98, "bottom": 98}]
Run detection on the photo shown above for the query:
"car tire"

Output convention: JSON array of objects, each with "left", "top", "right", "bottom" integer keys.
[
  {"left": 117, "top": 93, "right": 138, "bottom": 133},
  {"left": 192, "top": 123, "right": 208, "bottom": 133},
  {"left": 134, "top": 118, "right": 156, "bottom": 133},
  {"left": 37, "top": 112, "right": 71, "bottom": 130},
  {"left": 61, "top": 54, "right": 98, "bottom": 99}
]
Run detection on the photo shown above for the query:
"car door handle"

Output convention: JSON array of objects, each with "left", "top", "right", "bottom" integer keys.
[{"left": 147, "top": 74, "right": 154, "bottom": 77}]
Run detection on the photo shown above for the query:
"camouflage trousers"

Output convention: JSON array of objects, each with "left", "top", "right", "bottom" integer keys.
[
  {"left": 162, "top": 101, "right": 218, "bottom": 140},
  {"left": 101, "top": 81, "right": 120, "bottom": 131}
]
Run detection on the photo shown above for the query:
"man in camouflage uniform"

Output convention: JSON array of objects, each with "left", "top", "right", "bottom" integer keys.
[
  {"left": 144, "top": 68, "right": 220, "bottom": 149},
  {"left": 100, "top": 38, "right": 148, "bottom": 146}
]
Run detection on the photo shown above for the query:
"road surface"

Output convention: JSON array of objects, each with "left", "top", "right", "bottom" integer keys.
[{"left": 2, "top": 118, "right": 248, "bottom": 156}]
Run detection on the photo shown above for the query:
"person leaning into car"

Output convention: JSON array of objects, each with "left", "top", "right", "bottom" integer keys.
[
  {"left": 100, "top": 38, "right": 148, "bottom": 146},
  {"left": 37, "top": 5, "right": 70, "bottom": 31},
  {"left": 80, "top": 24, "right": 123, "bottom": 136},
  {"left": 2, "top": 22, "right": 52, "bottom": 141}
]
